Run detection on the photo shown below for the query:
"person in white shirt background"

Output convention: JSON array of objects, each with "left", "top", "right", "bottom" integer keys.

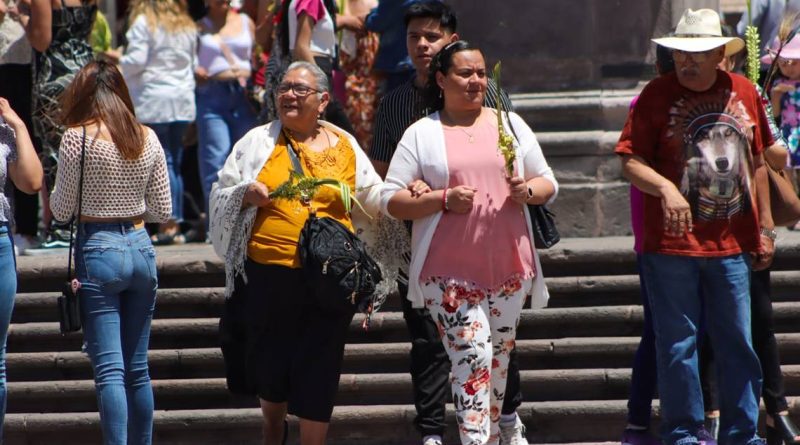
[{"left": 106, "top": 0, "right": 198, "bottom": 245}]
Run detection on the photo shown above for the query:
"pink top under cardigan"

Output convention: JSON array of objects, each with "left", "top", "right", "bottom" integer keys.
[{"left": 420, "top": 118, "right": 535, "bottom": 292}]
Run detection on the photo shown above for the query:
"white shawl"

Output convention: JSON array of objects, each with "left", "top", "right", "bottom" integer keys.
[
  {"left": 209, "top": 120, "right": 403, "bottom": 298},
  {"left": 379, "top": 111, "right": 559, "bottom": 309}
]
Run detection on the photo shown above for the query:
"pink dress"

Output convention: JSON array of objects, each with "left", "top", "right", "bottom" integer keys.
[{"left": 421, "top": 118, "right": 535, "bottom": 295}]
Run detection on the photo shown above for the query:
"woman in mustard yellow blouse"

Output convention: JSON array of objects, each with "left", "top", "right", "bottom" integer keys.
[{"left": 208, "top": 61, "right": 383, "bottom": 445}]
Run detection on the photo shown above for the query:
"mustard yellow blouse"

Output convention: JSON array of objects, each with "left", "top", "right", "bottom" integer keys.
[{"left": 247, "top": 132, "right": 357, "bottom": 267}]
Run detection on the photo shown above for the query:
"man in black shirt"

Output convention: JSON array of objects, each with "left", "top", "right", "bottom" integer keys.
[{"left": 369, "top": 3, "right": 527, "bottom": 445}]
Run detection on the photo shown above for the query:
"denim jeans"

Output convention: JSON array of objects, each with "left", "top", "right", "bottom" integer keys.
[
  {"left": 148, "top": 122, "right": 189, "bottom": 222},
  {"left": 196, "top": 80, "right": 257, "bottom": 221},
  {"left": 641, "top": 253, "right": 761, "bottom": 445},
  {"left": 626, "top": 255, "right": 658, "bottom": 428},
  {"left": 0, "top": 224, "right": 16, "bottom": 440},
  {"left": 76, "top": 222, "right": 158, "bottom": 445}
]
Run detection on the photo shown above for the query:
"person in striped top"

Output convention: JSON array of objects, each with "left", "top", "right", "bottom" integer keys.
[{"left": 368, "top": 3, "right": 527, "bottom": 445}]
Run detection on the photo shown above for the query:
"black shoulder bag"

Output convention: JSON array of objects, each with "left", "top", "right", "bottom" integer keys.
[
  {"left": 283, "top": 130, "right": 383, "bottom": 314},
  {"left": 507, "top": 114, "right": 560, "bottom": 249},
  {"left": 57, "top": 126, "right": 88, "bottom": 334}
]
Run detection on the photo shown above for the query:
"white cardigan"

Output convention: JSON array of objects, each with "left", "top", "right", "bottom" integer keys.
[
  {"left": 379, "top": 111, "right": 559, "bottom": 309},
  {"left": 209, "top": 120, "right": 386, "bottom": 297}
]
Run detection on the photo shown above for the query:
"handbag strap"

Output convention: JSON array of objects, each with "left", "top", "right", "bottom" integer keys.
[
  {"left": 282, "top": 128, "right": 304, "bottom": 175},
  {"left": 66, "top": 126, "right": 88, "bottom": 282}
]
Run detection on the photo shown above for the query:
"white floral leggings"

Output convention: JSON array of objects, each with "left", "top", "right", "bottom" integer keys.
[{"left": 421, "top": 277, "right": 532, "bottom": 445}]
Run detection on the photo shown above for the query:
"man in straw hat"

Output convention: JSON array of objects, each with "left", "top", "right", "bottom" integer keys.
[{"left": 615, "top": 8, "right": 776, "bottom": 445}]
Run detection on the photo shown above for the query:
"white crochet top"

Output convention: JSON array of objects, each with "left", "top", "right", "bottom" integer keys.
[{"left": 50, "top": 126, "right": 172, "bottom": 223}]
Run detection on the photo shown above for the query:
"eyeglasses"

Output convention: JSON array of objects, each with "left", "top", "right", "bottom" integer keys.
[
  {"left": 778, "top": 58, "right": 799, "bottom": 67},
  {"left": 672, "top": 49, "right": 715, "bottom": 63},
  {"left": 276, "top": 83, "right": 322, "bottom": 97}
]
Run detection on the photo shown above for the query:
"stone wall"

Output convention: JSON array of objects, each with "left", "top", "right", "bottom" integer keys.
[{"left": 454, "top": 0, "right": 719, "bottom": 93}]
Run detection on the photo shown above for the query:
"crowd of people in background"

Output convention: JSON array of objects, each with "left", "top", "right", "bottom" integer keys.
[{"left": 0, "top": 0, "right": 428, "bottom": 252}]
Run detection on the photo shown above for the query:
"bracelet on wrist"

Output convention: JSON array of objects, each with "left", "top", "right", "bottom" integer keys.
[
  {"left": 760, "top": 227, "right": 777, "bottom": 241},
  {"left": 442, "top": 188, "right": 450, "bottom": 212}
]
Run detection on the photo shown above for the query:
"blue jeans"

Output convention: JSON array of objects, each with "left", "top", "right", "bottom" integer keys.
[
  {"left": 0, "top": 224, "right": 15, "bottom": 440},
  {"left": 627, "top": 255, "right": 658, "bottom": 428},
  {"left": 148, "top": 122, "right": 188, "bottom": 222},
  {"left": 76, "top": 223, "right": 158, "bottom": 445},
  {"left": 641, "top": 253, "right": 761, "bottom": 445},
  {"left": 196, "top": 80, "right": 256, "bottom": 221}
]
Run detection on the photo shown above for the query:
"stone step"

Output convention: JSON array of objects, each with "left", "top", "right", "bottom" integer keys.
[
  {"left": 16, "top": 245, "right": 226, "bottom": 293},
  {"left": 536, "top": 130, "right": 621, "bottom": 185},
  {"left": 546, "top": 271, "right": 800, "bottom": 307},
  {"left": 9, "top": 365, "right": 800, "bottom": 413},
  {"left": 11, "top": 334, "right": 800, "bottom": 382},
  {"left": 17, "top": 236, "right": 800, "bottom": 292},
  {"left": 11, "top": 302, "right": 800, "bottom": 352},
  {"left": 512, "top": 89, "right": 636, "bottom": 132},
  {"left": 0, "top": 401, "right": 634, "bottom": 445},
  {"left": 5, "top": 399, "right": 800, "bottom": 445},
  {"left": 12, "top": 288, "right": 227, "bottom": 323},
  {"left": 14, "top": 268, "right": 800, "bottom": 323},
  {"left": 540, "top": 232, "right": 800, "bottom": 276}
]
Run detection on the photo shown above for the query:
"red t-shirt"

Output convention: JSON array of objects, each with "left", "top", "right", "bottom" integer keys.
[{"left": 615, "top": 71, "right": 774, "bottom": 257}]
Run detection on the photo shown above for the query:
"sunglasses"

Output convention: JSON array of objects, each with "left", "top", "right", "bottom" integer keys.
[
  {"left": 276, "top": 83, "right": 323, "bottom": 98},
  {"left": 672, "top": 49, "right": 716, "bottom": 63}
]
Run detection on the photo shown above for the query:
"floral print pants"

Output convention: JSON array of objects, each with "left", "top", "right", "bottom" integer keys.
[{"left": 421, "top": 277, "right": 532, "bottom": 445}]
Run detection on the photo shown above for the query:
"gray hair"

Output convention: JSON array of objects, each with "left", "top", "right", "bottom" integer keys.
[{"left": 282, "top": 61, "right": 330, "bottom": 93}]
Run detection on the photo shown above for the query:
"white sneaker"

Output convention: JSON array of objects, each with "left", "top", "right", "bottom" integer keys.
[
  {"left": 423, "top": 437, "right": 443, "bottom": 445},
  {"left": 12, "top": 234, "right": 37, "bottom": 256},
  {"left": 499, "top": 416, "right": 529, "bottom": 445}
]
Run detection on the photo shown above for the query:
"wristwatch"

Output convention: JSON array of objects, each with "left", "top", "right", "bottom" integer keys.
[{"left": 760, "top": 227, "right": 778, "bottom": 241}]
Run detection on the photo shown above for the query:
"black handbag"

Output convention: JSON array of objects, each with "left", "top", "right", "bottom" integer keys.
[
  {"left": 298, "top": 215, "right": 383, "bottom": 313},
  {"left": 529, "top": 204, "right": 560, "bottom": 249},
  {"left": 506, "top": 114, "right": 560, "bottom": 249},
  {"left": 57, "top": 126, "right": 88, "bottom": 334},
  {"left": 284, "top": 130, "right": 383, "bottom": 313}
]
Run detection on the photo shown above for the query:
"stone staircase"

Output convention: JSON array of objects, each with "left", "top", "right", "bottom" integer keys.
[
  {"left": 514, "top": 87, "right": 641, "bottom": 238},
  {"left": 5, "top": 230, "right": 800, "bottom": 445},
  {"left": 7, "top": 88, "right": 800, "bottom": 444}
]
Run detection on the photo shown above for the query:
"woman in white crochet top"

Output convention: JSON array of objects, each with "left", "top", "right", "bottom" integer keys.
[{"left": 50, "top": 60, "right": 171, "bottom": 445}]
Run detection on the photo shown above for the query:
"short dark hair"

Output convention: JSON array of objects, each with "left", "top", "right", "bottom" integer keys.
[{"left": 404, "top": 1, "right": 457, "bottom": 34}]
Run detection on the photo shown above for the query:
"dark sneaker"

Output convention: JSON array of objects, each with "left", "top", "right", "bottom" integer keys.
[
  {"left": 697, "top": 426, "right": 718, "bottom": 445},
  {"left": 621, "top": 429, "right": 661, "bottom": 445}
]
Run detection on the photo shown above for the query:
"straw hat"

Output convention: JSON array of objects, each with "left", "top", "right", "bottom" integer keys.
[{"left": 652, "top": 8, "right": 745, "bottom": 56}]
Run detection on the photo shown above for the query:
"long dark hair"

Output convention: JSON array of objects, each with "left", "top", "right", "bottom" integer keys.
[
  {"left": 60, "top": 60, "right": 145, "bottom": 160},
  {"left": 424, "top": 40, "right": 482, "bottom": 111}
]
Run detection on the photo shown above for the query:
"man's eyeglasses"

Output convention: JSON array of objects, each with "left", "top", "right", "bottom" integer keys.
[
  {"left": 672, "top": 49, "right": 715, "bottom": 63},
  {"left": 276, "top": 83, "right": 323, "bottom": 97},
  {"left": 778, "top": 58, "right": 799, "bottom": 67}
]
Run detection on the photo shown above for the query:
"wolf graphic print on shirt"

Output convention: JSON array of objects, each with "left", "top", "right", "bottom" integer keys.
[{"left": 669, "top": 91, "right": 756, "bottom": 222}]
